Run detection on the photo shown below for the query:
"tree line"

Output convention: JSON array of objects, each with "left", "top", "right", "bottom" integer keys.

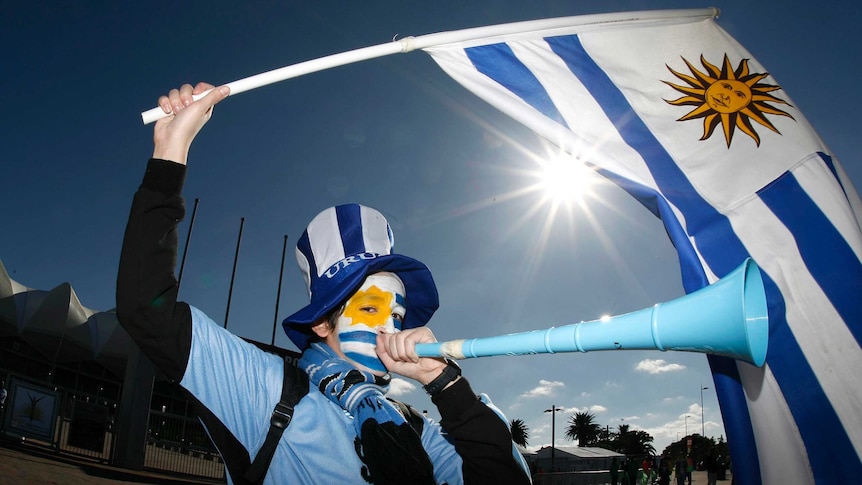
[{"left": 510, "top": 411, "right": 730, "bottom": 464}]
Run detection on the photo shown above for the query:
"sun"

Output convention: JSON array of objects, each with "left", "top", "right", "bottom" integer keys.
[
  {"left": 537, "top": 155, "right": 597, "bottom": 207},
  {"left": 663, "top": 54, "right": 795, "bottom": 147}
]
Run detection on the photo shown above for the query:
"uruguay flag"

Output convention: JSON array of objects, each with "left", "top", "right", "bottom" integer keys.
[{"left": 423, "top": 8, "right": 862, "bottom": 484}]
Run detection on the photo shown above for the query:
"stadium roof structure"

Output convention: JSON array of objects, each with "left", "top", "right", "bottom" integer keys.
[
  {"left": 534, "top": 446, "right": 625, "bottom": 459},
  {"left": 0, "top": 258, "right": 131, "bottom": 380}
]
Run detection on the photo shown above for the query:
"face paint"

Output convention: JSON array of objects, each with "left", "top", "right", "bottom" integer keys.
[{"left": 335, "top": 272, "right": 406, "bottom": 375}]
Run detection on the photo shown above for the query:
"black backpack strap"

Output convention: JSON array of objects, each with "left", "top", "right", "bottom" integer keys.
[
  {"left": 387, "top": 398, "right": 425, "bottom": 436},
  {"left": 244, "top": 358, "right": 309, "bottom": 484}
]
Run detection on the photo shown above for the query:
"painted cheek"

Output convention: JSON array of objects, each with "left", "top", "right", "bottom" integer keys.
[
  {"left": 393, "top": 293, "right": 406, "bottom": 331},
  {"left": 382, "top": 317, "right": 399, "bottom": 334}
]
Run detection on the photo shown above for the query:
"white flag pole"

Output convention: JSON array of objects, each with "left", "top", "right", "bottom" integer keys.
[{"left": 141, "top": 7, "right": 717, "bottom": 124}]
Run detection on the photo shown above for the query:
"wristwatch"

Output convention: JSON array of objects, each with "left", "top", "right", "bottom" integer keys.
[{"left": 423, "top": 359, "right": 462, "bottom": 395}]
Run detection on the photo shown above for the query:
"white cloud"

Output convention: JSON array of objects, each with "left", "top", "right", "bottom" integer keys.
[
  {"left": 387, "top": 378, "right": 417, "bottom": 397},
  {"left": 635, "top": 359, "right": 685, "bottom": 374},
  {"left": 557, "top": 404, "right": 606, "bottom": 414},
  {"left": 520, "top": 379, "right": 565, "bottom": 398}
]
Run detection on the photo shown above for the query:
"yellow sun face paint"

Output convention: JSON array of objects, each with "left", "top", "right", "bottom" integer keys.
[{"left": 342, "top": 285, "right": 396, "bottom": 329}]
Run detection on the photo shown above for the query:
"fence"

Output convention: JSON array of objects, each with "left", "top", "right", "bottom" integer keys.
[
  {"left": 0, "top": 372, "right": 225, "bottom": 482},
  {"left": 145, "top": 409, "right": 225, "bottom": 480}
]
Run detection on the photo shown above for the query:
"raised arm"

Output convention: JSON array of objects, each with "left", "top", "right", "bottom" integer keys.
[{"left": 116, "top": 83, "right": 229, "bottom": 380}]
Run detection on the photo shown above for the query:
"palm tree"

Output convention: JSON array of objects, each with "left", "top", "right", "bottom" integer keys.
[
  {"left": 615, "top": 423, "right": 631, "bottom": 453},
  {"left": 616, "top": 424, "right": 656, "bottom": 456},
  {"left": 509, "top": 418, "right": 529, "bottom": 447},
  {"left": 564, "top": 411, "right": 600, "bottom": 447}
]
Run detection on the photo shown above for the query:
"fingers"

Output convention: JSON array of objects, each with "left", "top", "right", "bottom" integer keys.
[
  {"left": 193, "top": 81, "right": 215, "bottom": 95},
  {"left": 157, "top": 82, "right": 228, "bottom": 116},
  {"left": 151, "top": 82, "right": 230, "bottom": 164},
  {"left": 377, "top": 328, "right": 447, "bottom": 384},
  {"left": 378, "top": 327, "right": 436, "bottom": 364}
]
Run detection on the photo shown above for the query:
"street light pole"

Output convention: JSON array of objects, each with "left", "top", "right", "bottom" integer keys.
[
  {"left": 545, "top": 405, "right": 562, "bottom": 472},
  {"left": 685, "top": 414, "right": 689, "bottom": 437},
  {"left": 701, "top": 385, "right": 709, "bottom": 436}
]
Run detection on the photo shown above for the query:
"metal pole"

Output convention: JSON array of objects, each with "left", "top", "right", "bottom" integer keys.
[
  {"left": 272, "top": 235, "right": 288, "bottom": 346},
  {"left": 224, "top": 217, "right": 245, "bottom": 329},
  {"left": 177, "top": 198, "right": 199, "bottom": 290},
  {"left": 701, "top": 385, "right": 709, "bottom": 436},
  {"left": 545, "top": 405, "right": 561, "bottom": 472},
  {"left": 551, "top": 406, "right": 556, "bottom": 472}
]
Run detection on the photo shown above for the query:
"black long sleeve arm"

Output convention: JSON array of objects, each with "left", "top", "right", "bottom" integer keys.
[
  {"left": 434, "top": 377, "right": 531, "bottom": 484},
  {"left": 116, "top": 158, "right": 193, "bottom": 381}
]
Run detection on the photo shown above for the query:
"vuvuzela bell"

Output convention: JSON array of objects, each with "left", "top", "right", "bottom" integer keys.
[{"left": 415, "top": 258, "right": 768, "bottom": 367}]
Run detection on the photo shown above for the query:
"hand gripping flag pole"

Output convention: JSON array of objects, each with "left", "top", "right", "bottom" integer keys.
[{"left": 140, "top": 7, "right": 717, "bottom": 124}]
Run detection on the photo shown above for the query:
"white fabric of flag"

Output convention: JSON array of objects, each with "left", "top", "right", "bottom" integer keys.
[{"left": 424, "top": 9, "right": 862, "bottom": 484}]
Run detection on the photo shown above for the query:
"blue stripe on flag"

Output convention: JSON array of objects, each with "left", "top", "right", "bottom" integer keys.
[
  {"left": 758, "top": 271, "right": 858, "bottom": 483},
  {"left": 336, "top": 204, "right": 365, "bottom": 256},
  {"left": 465, "top": 43, "right": 569, "bottom": 129},
  {"left": 594, "top": 168, "right": 708, "bottom": 289},
  {"left": 821, "top": 152, "right": 840, "bottom": 180},
  {"left": 543, "top": 35, "right": 747, "bottom": 281},
  {"left": 705, "top": 352, "right": 761, "bottom": 481},
  {"left": 758, "top": 168, "right": 862, "bottom": 346},
  {"left": 819, "top": 151, "right": 857, "bottom": 208}
]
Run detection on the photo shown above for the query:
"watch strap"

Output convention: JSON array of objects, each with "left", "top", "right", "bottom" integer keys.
[{"left": 423, "top": 360, "right": 461, "bottom": 395}]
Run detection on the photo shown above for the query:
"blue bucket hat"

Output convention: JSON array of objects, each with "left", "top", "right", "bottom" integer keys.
[{"left": 282, "top": 204, "right": 439, "bottom": 350}]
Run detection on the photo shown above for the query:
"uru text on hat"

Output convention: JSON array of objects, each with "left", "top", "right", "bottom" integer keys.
[{"left": 324, "top": 252, "right": 381, "bottom": 279}]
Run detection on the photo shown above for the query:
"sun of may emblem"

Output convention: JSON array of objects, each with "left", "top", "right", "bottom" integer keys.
[{"left": 663, "top": 54, "right": 795, "bottom": 147}]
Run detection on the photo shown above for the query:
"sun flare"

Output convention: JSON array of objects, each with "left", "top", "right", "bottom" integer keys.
[{"left": 537, "top": 155, "right": 597, "bottom": 207}]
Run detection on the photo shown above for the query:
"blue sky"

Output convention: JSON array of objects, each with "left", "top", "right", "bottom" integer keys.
[{"left": 3, "top": 1, "right": 860, "bottom": 454}]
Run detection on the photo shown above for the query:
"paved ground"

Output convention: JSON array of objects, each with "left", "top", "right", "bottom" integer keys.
[
  {"left": 0, "top": 443, "right": 221, "bottom": 485},
  {"left": 0, "top": 441, "right": 727, "bottom": 485}
]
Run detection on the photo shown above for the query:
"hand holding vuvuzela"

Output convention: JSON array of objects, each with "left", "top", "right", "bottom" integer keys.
[{"left": 415, "top": 259, "right": 768, "bottom": 367}]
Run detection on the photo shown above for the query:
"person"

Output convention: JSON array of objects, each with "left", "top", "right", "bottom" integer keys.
[
  {"left": 624, "top": 457, "right": 639, "bottom": 485},
  {"left": 686, "top": 455, "right": 694, "bottom": 485},
  {"left": 639, "top": 459, "right": 656, "bottom": 485},
  {"left": 657, "top": 459, "right": 671, "bottom": 485},
  {"left": 641, "top": 457, "right": 652, "bottom": 476},
  {"left": 116, "top": 82, "right": 531, "bottom": 485},
  {"left": 704, "top": 449, "right": 719, "bottom": 485},
  {"left": 674, "top": 456, "right": 687, "bottom": 485}
]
